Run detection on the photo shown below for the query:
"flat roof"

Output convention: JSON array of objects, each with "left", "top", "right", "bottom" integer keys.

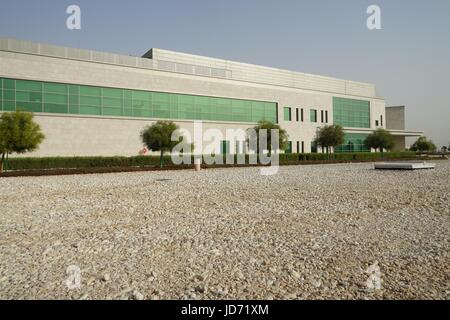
[{"left": 0, "top": 37, "right": 380, "bottom": 99}]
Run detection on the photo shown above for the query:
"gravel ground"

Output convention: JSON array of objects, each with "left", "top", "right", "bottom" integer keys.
[{"left": 0, "top": 161, "right": 449, "bottom": 300}]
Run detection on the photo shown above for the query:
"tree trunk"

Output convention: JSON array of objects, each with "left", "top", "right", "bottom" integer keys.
[
  {"left": 160, "top": 150, "right": 164, "bottom": 168},
  {"left": 0, "top": 153, "right": 4, "bottom": 173}
]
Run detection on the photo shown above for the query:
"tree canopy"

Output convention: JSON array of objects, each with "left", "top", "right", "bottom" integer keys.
[
  {"left": 247, "top": 120, "right": 289, "bottom": 153},
  {"left": 314, "top": 124, "right": 345, "bottom": 154},
  {"left": 140, "top": 121, "right": 185, "bottom": 167},
  {"left": 364, "top": 129, "right": 395, "bottom": 154},
  {"left": 410, "top": 136, "right": 437, "bottom": 152},
  {"left": 0, "top": 111, "right": 45, "bottom": 172}
]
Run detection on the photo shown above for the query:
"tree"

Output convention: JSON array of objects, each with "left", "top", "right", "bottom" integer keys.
[
  {"left": 0, "top": 111, "right": 45, "bottom": 172},
  {"left": 314, "top": 124, "right": 345, "bottom": 158},
  {"left": 409, "top": 136, "right": 437, "bottom": 153},
  {"left": 247, "top": 120, "right": 289, "bottom": 154},
  {"left": 364, "top": 129, "right": 395, "bottom": 158},
  {"left": 441, "top": 146, "right": 448, "bottom": 154},
  {"left": 140, "top": 121, "right": 186, "bottom": 168}
]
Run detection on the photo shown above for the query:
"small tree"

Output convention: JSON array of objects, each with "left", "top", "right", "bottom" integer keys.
[
  {"left": 247, "top": 120, "right": 288, "bottom": 154},
  {"left": 314, "top": 124, "right": 345, "bottom": 159},
  {"left": 364, "top": 129, "right": 395, "bottom": 158},
  {"left": 0, "top": 111, "right": 45, "bottom": 172},
  {"left": 410, "top": 136, "right": 437, "bottom": 153},
  {"left": 140, "top": 121, "right": 185, "bottom": 168}
]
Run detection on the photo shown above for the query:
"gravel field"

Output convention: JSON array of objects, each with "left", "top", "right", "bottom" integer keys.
[{"left": 0, "top": 161, "right": 449, "bottom": 300}]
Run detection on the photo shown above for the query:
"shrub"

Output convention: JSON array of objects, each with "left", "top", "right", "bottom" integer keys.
[{"left": 4, "top": 151, "right": 419, "bottom": 172}]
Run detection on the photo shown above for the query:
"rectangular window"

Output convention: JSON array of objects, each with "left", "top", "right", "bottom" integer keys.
[
  {"left": 16, "top": 80, "right": 42, "bottom": 92},
  {"left": 296, "top": 108, "right": 299, "bottom": 122},
  {"left": 321, "top": 110, "right": 324, "bottom": 123},
  {"left": 221, "top": 140, "right": 230, "bottom": 154},
  {"left": 380, "top": 115, "right": 383, "bottom": 126},
  {"left": 335, "top": 133, "right": 370, "bottom": 153},
  {"left": 325, "top": 110, "right": 329, "bottom": 123},
  {"left": 296, "top": 141, "right": 300, "bottom": 153},
  {"left": 375, "top": 120, "right": 379, "bottom": 127},
  {"left": 301, "top": 108, "right": 304, "bottom": 122},
  {"left": 0, "top": 77, "right": 278, "bottom": 124},
  {"left": 285, "top": 141, "right": 292, "bottom": 154},
  {"left": 44, "top": 83, "right": 67, "bottom": 94},
  {"left": 311, "top": 141, "right": 318, "bottom": 153},
  {"left": 284, "top": 107, "right": 292, "bottom": 121},
  {"left": 333, "top": 97, "right": 370, "bottom": 128},
  {"left": 310, "top": 109, "right": 317, "bottom": 122},
  {"left": 301, "top": 141, "right": 305, "bottom": 153}
]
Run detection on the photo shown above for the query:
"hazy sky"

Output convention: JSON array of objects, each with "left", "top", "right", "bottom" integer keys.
[{"left": 1, "top": 0, "right": 449, "bottom": 146}]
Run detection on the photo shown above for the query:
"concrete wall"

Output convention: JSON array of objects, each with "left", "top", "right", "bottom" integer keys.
[
  {"left": 392, "top": 135, "right": 406, "bottom": 152},
  {"left": 0, "top": 50, "right": 386, "bottom": 157},
  {"left": 386, "top": 106, "right": 405, "bottom": 130},
  {"left": 150, "top": 48, "right": 378, "bottom": 98}
]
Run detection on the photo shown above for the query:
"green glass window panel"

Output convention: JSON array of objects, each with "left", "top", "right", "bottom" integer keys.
[
  {"left": 154, "top": 92, "right": 170, "bottom": 103},
  {"left": 80, "top": 86, "right": 101, "bottom": 96},
  {"left": 80, "top": 96, "right": 101, "bottom": 106},
  {"left": 199, "top": 104, "right": 210, "bottom": 114},
  {"left": 69, "top": 95, "right": 79, "bottom": 105},
  {"left": 44, "top": 93, "right": 68, "bottom": 104},
  {"left": 103, "top": 97, "right": 123, "bottom": 108},
  {"left": 195, "top": 96, "right": 209, "bottom": 106},
  {"left": 102, "top": 87, "right": 122, "bottom": 98},
  {"left": 124, "top": 90, "right": 132, "bottom": 100},
  {"left": 285, "top": 141, "right": 292, "bottom": 154},
  {"left": 79, "top": 105, "right": 101, "bottom": 115},
  {"left": 103, "top": 107, "right": 123, "bottom": 116},
  {"left": 284, "top": 107, "right": 291, "bottom": 121},
  {"left": 310, "top": 109, "right": 317, "bottom": 122},
  {"left": 4, "top": 90, "right": 15, "bottom": 100},
  {"left": 132, "top": 90, "right": 150, "bottom": 101},
  {"left": 16, "top": 91, "right": 42, "bottom": 102},
  {"left": 333, "top": 97, "right": 370, "bottom": 128},
  {"left": 16, "top": 80, "right": 42, "bottom": 92},
  {"left": 68, "top": 85, "right": 79, "bottom": 95},
  {"left": 69, "top": 106, "right": 79, "bottom": 114},
  {"left": 3, "top": 100, "right": 15, "bottom": 111},
  {"left": 177, "top": 94, "right": 193, "bottom": 105},
  {"left": 217, "top": 98, "right": 231, "bottom": 107},
  {"left": 3, "top": 79, "right": 15, "bottom": 90},
  {"left": 153, "top": 110, "right": 170, "bottom": 119},
  {"left": 221, "top": 140, "right": 230, "bottom": 154},
  {"left": 133, "top": 109, "right": 153, "bottom": 118},
  {"left": 123, "top": 108, "right": 133, "bottom": 117},
  {"left": 133, "top": 100, "right": 151, "bottom": 109},
  {"left": 44, "top": 83, "right": 67, "bottom": 94},
  {"left": 335, "top": 133, "right": 369, "bottom": 153},
  {"left": 124, "top": 99, "right": 132, "bottom": 108},
  {"left": 169, "top": 94, "right": 178, "bottom": 108},
  {"left": 44, "top": 103, "right": 67, "bottom": 113},
  {"left": 1, "top": 77, "right": 278, "bottom": 123},
  {"left": 17, "top": 102, "right": 42, "bottom": 113}
]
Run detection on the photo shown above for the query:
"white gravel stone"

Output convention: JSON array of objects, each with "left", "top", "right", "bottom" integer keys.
[{"left": 0, "top": 161, "right": 448, "bottom": 299}]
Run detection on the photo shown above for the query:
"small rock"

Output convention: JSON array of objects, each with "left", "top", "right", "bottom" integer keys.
[
  {"left": 195, "top": 285, "right": 206, "bottom": 293},
  {"left": 290, "top": 270, "right": 301, "bottom": 280},
  {"left": 102, "top": 274, "right": 110, "bottom": 282},
  {"left": 132, "top": 290, "right": 144, "bottom": 300}
]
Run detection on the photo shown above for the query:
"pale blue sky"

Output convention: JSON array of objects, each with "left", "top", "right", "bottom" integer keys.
[{"left": 1, "top": 0, "right": 449, "bottom": 146}]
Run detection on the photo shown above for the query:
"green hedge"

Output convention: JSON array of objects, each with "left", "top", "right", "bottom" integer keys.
[
  {"left": 5, "top": 156, "right": 174, "bottom": 171},
  {"left": 3, "top": 152, "right": 419, "bottom": 171}
]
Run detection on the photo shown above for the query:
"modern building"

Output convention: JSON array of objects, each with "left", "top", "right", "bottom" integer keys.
[{"left": 0, "top": 38, "right": 422, "bottom": 157}]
